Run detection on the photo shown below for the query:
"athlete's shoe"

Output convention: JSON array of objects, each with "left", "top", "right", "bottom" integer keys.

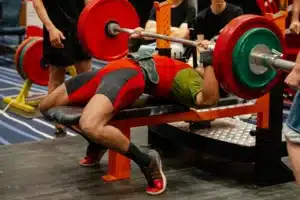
[
  {"left": 141, "top": 150, "right": 167, "bottom": 195},
  {"left": 79, "top": 149, "right": 107, "bottom": 167}
]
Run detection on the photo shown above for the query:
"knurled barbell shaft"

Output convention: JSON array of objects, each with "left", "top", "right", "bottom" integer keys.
[{"left": 115, "top": 27, "right": 199, "bottom": 47}]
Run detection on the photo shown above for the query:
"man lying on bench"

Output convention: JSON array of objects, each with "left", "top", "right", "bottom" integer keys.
[{"left": 40, "top": 33, "right": 219, "bottom": 195}]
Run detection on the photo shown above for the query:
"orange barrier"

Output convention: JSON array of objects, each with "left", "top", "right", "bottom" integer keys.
[{"left": 102, "top": 94, "right": 270, "bottom": 181}]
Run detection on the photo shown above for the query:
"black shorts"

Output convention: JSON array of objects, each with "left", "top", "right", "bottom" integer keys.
[{"left": 43, "top": 27, "right": 91, "bottom": 67}]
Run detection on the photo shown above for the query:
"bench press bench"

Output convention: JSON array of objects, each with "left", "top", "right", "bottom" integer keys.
[{"left": 43, "top": 94, "right": 241, "bottom": 182}]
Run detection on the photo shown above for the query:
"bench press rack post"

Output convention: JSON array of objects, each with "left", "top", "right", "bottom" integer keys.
[{"left": 154, "top": 0, "right": 172, "bottom": 57}]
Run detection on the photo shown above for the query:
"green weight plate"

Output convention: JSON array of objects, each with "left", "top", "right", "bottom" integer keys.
[
  {"left": 232, "top": 28, "right": 281, "bottom": 89},
  {"left": 19, "top": 38, "right": 39, "bottom": 80}
]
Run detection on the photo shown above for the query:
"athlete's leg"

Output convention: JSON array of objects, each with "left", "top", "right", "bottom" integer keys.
[
  {"left": 40, "top": 70, "right": 108, "bottom": 165},
  {"left": 78, "top": 66, "right": 167, "bottom": 195}
]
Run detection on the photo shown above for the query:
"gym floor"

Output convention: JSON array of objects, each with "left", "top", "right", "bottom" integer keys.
[{"left": 0, "top": 36, "right": 300, "bottom": 199}]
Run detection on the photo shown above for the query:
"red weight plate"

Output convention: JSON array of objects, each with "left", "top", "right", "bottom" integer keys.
[
  {"left": 26, "top": 26, "right": 43, "bottom": 37},
  {"left": 213, "top": 15, "right": 255, "bottom": 95},
  {"left": 22, "top": 38, "right": 50, "bottom": 86},
  {"left": 14, "top": 37, "right": 37, "bottom": 80},
  {"left": 77, "top": 3, "right": 90, "bottom": 53},
  {"left": 78, "top": 0, "right": 140, "bottom": 61},
  {"left": 213, "top": 14, "right": 285, "bottom": 100}
]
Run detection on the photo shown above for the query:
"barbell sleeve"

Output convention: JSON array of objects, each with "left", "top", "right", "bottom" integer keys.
[
  {"left": 272, "top": 58, "right": 296, "bottom": 70},
  {"left": 251, "top": 52, "right": 296, "bottom": 71}
]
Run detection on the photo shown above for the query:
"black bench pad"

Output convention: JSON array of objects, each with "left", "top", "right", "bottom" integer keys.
[{"left": 42, "top": 95, "right": 238, "bottom": 126}]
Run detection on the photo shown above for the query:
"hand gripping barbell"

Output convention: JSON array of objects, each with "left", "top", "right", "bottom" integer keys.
[{"left": 78, "top": 0, "right": 296, "bottom": 100}]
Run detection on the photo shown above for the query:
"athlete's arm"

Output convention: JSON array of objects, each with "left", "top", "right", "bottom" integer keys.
[{"left": 195, "top": 66, "right": 219, "bottom": 107}]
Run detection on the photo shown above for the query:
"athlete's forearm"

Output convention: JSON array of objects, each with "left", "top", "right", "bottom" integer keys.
[
  {"left": 292, "top": 0, "right": 300, "bottom": 21},
  {"left": 200, "top": 66, "right": 219, "bottom": 106},
  {"left": 33, "top": 0, "right": 55, "bottom": 32}
]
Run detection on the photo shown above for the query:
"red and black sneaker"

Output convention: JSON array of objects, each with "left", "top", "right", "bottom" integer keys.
[
  {"left": 142, "top": 150, "right": 167, "bottom": 195},
  {"left": 79, "top": 149, "right": 107, "bottom": 167}
]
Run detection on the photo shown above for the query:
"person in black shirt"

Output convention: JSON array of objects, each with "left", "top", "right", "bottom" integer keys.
[
  {"left": 187, "top": 0, "right": 242, "bottom": 97},
  {"left": 190, "top": 0, "right": 243, "bottom": 42},
  {"left": 147, "top": 0, "right": 196, "bottom": 37},
  {"left": 138, "top": 0, "right": 196, "bottom": 58},
  {"left": 33, "top": 0, "right": 92, "bottom": 136}
]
